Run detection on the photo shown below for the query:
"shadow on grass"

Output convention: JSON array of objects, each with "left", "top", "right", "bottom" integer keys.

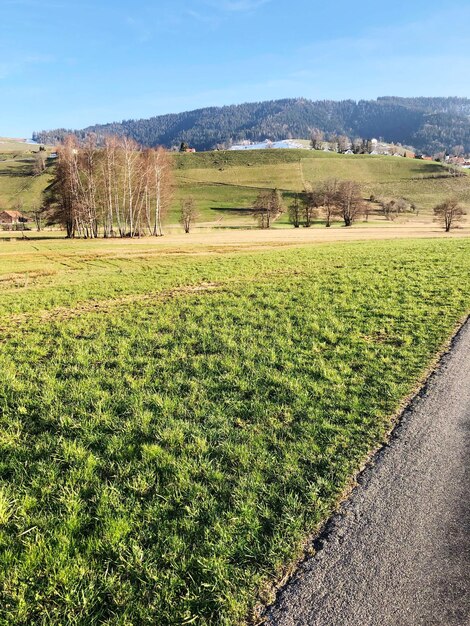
[
  {"left": 0, "top": 162, "right": 34, "bottom": 177},
  {"left": 210, "top": 207, "right": 253, "bottom": 214},
  {"left": 0, "top": 234, "right": 66, "bottom": 242}
]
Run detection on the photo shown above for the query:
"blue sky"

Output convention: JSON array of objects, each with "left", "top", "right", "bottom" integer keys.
[{"left": 1, "top": 0, "right": 469, "bottom": 137}]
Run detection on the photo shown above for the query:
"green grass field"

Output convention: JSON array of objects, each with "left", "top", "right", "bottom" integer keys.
[{"left": 1, "top": 236, "right": 470, "bottom": 625}]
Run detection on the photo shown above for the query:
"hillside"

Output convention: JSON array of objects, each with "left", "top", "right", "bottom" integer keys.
[
  {"left": 173, "top": 149, "right": 470, "bottom": 224},
  {"left": 0, "top": 138, "right": 44, "bottom": 152},
  {"left": 2, "top": 148, "right": 469, "bottom": 228},
  {"left": 0, "top": 144, "right": 53, "bottom": 215},
  {"left": 34, "top": 97, "right": 470, "bottom": 155}
]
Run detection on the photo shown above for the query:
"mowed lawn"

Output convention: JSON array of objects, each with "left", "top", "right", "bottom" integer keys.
[{"left": 1, "top": 237, "right": 470, "bottom": 625}]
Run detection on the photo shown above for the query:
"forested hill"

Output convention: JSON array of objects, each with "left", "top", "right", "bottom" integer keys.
[{"left": 34, "top": 97, "right": 470, "bottom": 154}]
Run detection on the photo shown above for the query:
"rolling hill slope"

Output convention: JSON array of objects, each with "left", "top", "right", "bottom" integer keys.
[
  {"left": 173, "top": 150, "right": 470, "bottom": 224},
  {"left": 0, "top": 148, "right": 53, "bottom": 214}
]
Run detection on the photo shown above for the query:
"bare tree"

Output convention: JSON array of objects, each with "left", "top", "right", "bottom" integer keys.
[
  {"left": 99, "top": 135, "right": 122, "bottom": 237},
  {"left": 364, "top": 139, "right": 374, "bottom": 154},
  {"left": 143, "top": 147, "right": 173, "bottom": 236},
  {"left": 352, "top": 137, "right": 363, "bottom": 154},
  {"left": 380, "top": 199, "right": 398, "bottom": 221},
  {"left": 288, "top": 194, "right": 302, "bottom": 228},
  {"left": 311, "top": 178, "right": 339, "bottom": 227},
  {"left": 395, "top": 197, "right": 409, "bottom": 213},
  {"left": 180, "top": 197, "right": 198, "bottom": 233},
  {"left": 328, "top": 133, "right": 339, "bottom": 153},
  {"left": 337, "top": 135, "right": 351, "bottom": 153},
  {"left": 310, "top": 128, "right": 324, "bottom": 150},
  {"left": 298, "top": 189, "right": 315, "bottom": 227},
  {"left": 433, "top": 198, "right": 466, "bottom": 232},
  {"left": 379, "top": 197, "right": 410, "bottom": 221},
  {"left": 13, "top": 197, "right": 24, "bottom": 213},
  {"left": 43, "top": 135, "right": 80, "bottom": 237},
  {"left": 30, "top": 202, "right": 43, "bottom": 231},
  {"left": 78, "top": 134, "right": 99, "bottom": 238},
  {"left": 335, "top": 180, "right": 364, "bottom": 226},
  {"left": 252, "top": 189, "right": 284, "bottom": 229},
  {"left": 451, "top": 145, "right": 464, "bottom": 157},
  {"left": 32, "top": 151, "right": 47, "bottom": 176},
  {"left": 121, "top": 137, "right": 143, "bottom": 237}
]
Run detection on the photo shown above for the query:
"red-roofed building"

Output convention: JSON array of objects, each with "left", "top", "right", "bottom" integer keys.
[{"left": 0, "top": 210, "right": 28, "bottom": 225}]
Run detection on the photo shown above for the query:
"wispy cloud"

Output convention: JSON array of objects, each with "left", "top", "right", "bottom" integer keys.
[
  {"left": 297, "top": 5, "right": 470, "bottom": 67},
  {"left": 262, "top": 6, "right": 470, "bottom": 100},
  {"left": 185, "top": 9, "right": 222, "bottom": 27},
  {"left": 184, "top": 0, "right": 270, "bottom": 28},
  {"left": 204, "top": 0, "right": 271, "bottom": 13},
  {"left": 4, "top": 0, "right": 66, "bottom": 7},
  {"left": 125, "top": 16, "right": 153, "bottom": 43},
  {"left": 0, "top": 54, "right": 55, "bottom": 80}
]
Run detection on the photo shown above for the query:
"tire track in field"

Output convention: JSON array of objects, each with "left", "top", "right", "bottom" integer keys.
[{"left": 0, "top": 282, "right": 224, "bottom": 336}]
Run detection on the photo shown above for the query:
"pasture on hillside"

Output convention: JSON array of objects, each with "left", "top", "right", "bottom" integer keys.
[
  {"left": 0, "top": 139, "right": 45, "bottom": 153},
  {"left": 173, "top": 149, "right": 470, "bottom": 224},
  {"left": 0, "top": 147, "right": 53, "bottom": 212},
  {"left": 1, "top": 236, "right": 470, "bottom": 625}
]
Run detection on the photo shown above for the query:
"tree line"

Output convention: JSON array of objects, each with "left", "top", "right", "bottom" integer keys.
[
  {"left": 251, "top": 180, "right": 366, "bottom": 229},
  {"left": 33, "top": 97, "right": 470, "bottom": 155},
  {"left": 250, "top": 182, "right": 466, "bottom": 231},
  {"left": 44, "top": 136, "right": 173, "bottom": 238}
]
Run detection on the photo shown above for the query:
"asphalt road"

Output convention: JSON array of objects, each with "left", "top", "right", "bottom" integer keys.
[{"left": 264, "top": 320, "right": 470, "bottom": 626}]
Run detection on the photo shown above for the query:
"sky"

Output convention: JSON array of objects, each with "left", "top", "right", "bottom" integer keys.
[{"left": 1, "top": 0, "right": 469, "bottom": 137}]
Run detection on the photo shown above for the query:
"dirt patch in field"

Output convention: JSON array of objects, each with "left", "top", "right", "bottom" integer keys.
[{"left": 0, "top": 270, "right": 58, "bottom": 287}]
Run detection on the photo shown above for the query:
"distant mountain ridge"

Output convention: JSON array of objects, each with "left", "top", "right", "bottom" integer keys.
[{"left": 34, "top": 97, "right": 470, "bottom": 154}]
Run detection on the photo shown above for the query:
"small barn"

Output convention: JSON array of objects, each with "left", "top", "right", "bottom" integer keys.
[{"left": 0, "top": 210, "right": 28, "bottom": 225}]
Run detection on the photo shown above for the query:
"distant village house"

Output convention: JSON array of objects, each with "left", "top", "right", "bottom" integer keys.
[
  {"left": 0, "top": 210, "right": 28, "bottom": 227},
  {"left": 179, "top": 142, "right": 196, "bottom": 153}
]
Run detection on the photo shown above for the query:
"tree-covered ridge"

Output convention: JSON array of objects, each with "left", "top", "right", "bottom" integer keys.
[{"left": 34, "top": 97, "right": 470, "bottom": 154}]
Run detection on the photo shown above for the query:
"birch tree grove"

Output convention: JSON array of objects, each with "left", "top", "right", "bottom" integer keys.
[{"left": 45, "top": 135, "right": 173, "bottom": 238}]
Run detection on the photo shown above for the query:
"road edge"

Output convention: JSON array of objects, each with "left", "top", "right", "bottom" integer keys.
[{"left": 252, "top": 313, "right": 470, "bottom": 625}]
